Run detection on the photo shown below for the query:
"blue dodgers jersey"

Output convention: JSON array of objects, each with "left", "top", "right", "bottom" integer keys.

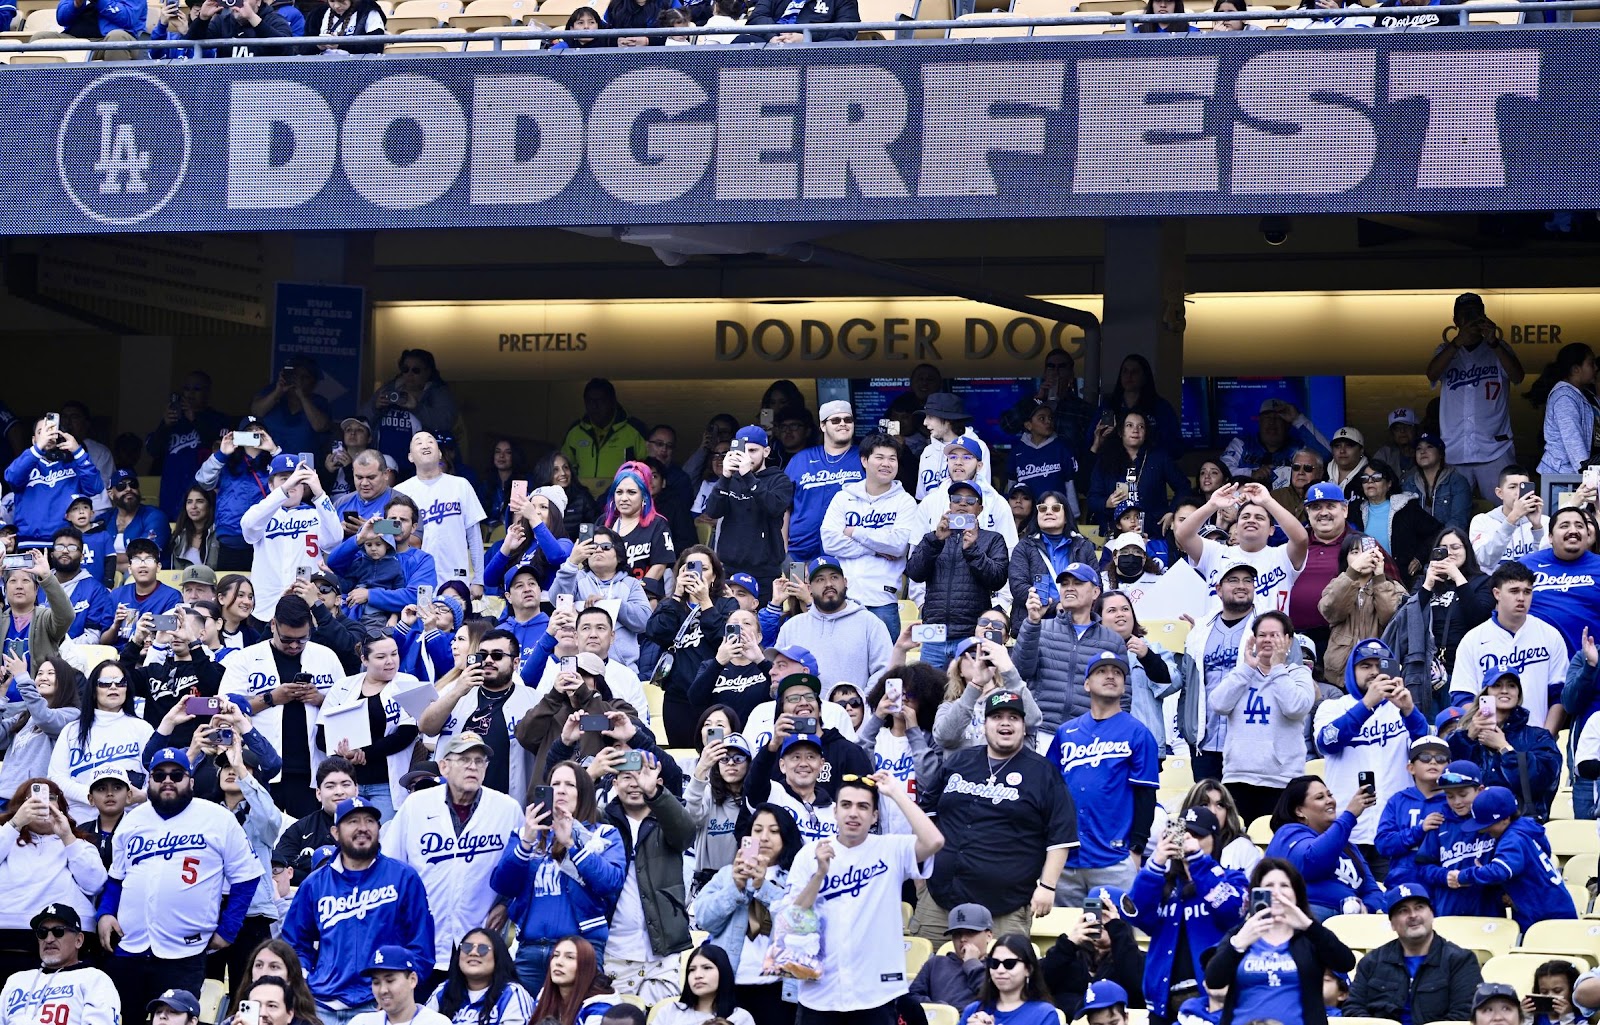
[
  {"left": 1048, "top": 711, "right": 1159, "bottom": 868},
  {"left": 784, "top": 446, "right": 863, "bottom": 560},
  {"left": 1520, "top": 548, "right": 1600, "bottom": 655}
]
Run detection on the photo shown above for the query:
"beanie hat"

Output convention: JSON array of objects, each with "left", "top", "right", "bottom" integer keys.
[{"left": 435, "top": 594, "right": 465, "bottom": 631}]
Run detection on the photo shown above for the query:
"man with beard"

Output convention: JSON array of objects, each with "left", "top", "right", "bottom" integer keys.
[
  {"left": 0, "top": 904, "right": 118, "bottom": 1025},
  {"left": 419, "top": 629, "right": 538, "bottom": 811},
  {"left": 97, "top": 748, "right": 261, "bottom": 1018},
  {"left": 1288, "top": 482, "right": 1395, "bottom": 659},
  {"left": 96, "top": 471, "right": 171, "bottom": 578},
  {"left": 1520, "top": 506, "right": 1600, "bottom": 659},
  {"left": 283, "top": 797, "right": 434, "bottom": 1025},
  {"left": 48, "top": 526, "right": 114, "bottom": 641},
  {"left": 4, "top": 418, "right": 103, "bottom": 548},
  {"left": 774, "top": 557, "right": 892, "bottom": 691}
]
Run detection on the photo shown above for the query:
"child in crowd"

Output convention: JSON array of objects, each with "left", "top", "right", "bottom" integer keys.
[
  {"left": 1374, "top": 735, "right": 1450, "bottom": 887},
  {"left": 343, "top": 532, "right": 406, "bottom": 632},
  {"left": 1324, "top": 968, "right": 1350, "bottom": 1017}
]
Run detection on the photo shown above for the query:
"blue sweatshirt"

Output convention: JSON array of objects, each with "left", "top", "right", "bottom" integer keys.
[
  {"left": 54, "top": 0, "right": 145, "bottom": 37},
  {"left": 4, "top": 447, "right": 103, "bottom": 543},
  {"left": 334, "top": 489, "right": 393, "bottom": 524},
  {"left": 283, "top": 854, "right": 434, "bottom": 1008},
  {"left": 1374, "top": 786, "right": 1447, "bottom": 887},
  {"left": 1126, "top": 851, "right": 1247, "bottom": 1012},
  {"left": 105, "top": 582, "right": 183, "bottom": 642},
  {"left": 93, "top": 505, "right": 172, "bottom": 557},
  {"left": 783, "top": 445, "right": 863, "bottom": 561},
  {"left": 490, "top": 823, "right": 626, "bottom": 948},
  {"left": 484, "top": 523, "right": 572, "bottom": 595},
  {"left": 1011, "top": 434, "right": 1076, "bottom": 498},
  {"left": 1415, "top": 808, "right": 1502, "bottom": 918},
  {"left": 80, "top": 523, "right": 117, "bottom": 589},
  {"left": 500, "top": 612, "right": 552, "bottom": 682},
  {"left": 1446, "top": 706, "right": 1563, "bottom": 820},
  {"left": 1455, "top": 816, "right": 1576, "bottom": 930},
  {"left": 326, "top": 539, "right": 437, "bottom": 614},
  {"left": 394, "top": 621, "right": 455, "bottom": 683},
  {"left": 64, "top": 574, "right": 117, "bottom": 640},
  {"left": 1519, "top": 547, "right": 1600, "bottom": 656},
  {"left": 1263, "top": 813, "right": 1382, "bottom": 914}
]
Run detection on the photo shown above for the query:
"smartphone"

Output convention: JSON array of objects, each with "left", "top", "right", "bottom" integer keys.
[
  {"left": 215, "top": 728, "right": 234, "bottom": 746},
  {"left": 1585, "top": 465, "right": 1600, "bottom": 492},
  {"left": 758, "top": 409, "right": 774, "bottom": 429},
  {"left": 617, "top": 750, "right": 644, "bottom": 772},
  {"left": 1431, "top": 546, "right": 1448, "bottom": 561},
  {"left": 913, "top": 623, "right": 947, "bottom": 645},
  {"left": 185, "top": 695, "right": 223, "bottom": 715},
  {"left": 372, "top": 519, "right": 403, "bottom": 536},
  {"left": 1, "top": 553, "right": 30, "bottom": 571},
  {"left": 948, "top": 513, "right": 975, "bottom": 531},
  {"left": 238, "top": 1001, "right": 261, "bottom": 1025},
  {"left": 291, "top": 673, "right": 314, "bottom": 685},
  {"left": 560, "top": 655, "right": 578, "bottom": 676},
  {"left": 465, "top": 652, "right": 486, "bottom": 669},
  {"left": 294, "top": 565, "right": 312, "bottom": 581},
  {"left": 1529, "top": 995, "right": 1556, "bottom": 1014},
  {"left": 44, "top": 413, "right": 59, "bottom": 432},
  {"left": 296, "top": 452, "right": 314, "bottom": 468},
  {"left": 1376, "top": 657, "right": 1399, "bottom": 678},
  {"left": 555, "top": 594, "right": 575, "bottom": 615},
  {"left": 151, "top": 614, "right": 179, "bottom": 631},
  {"left": 787, "top": 562, "right": 806, "bottom": 587},
  {"left": 982, "top": 626, "right": 1005, "bottom": 645},
  {"left": 792, "top": 715, "right": 819, "bottom": 735},
  {"left": 1249, "top": 887, "right": 1273, "bottom": 917},
  {"left": 510, "top": 480, "right": 528, "bottom": 506},
  {"left": 531, "top": 785, "right": 555, "bottom": 812},
  {"left": 1358, "top": 535, "right": 1378, "bottom": 554},
  {"left": 30, "top": 782, "right": 47, "bottom": 802},
  {"left": 884, "top": 677, "right": 903, "bottom": 713},
  {"left": 1082, "top": 896, "right": 1102, "bottom": 932},
  {"left": 416, "top": 585, "right": 434, "bottom": 610},
  {"left": 706, "top": 726, "right": 726, "bottom": 744},
  {"left": 1032, "top": 573, "right": 1059, "bottom": 604},
  {"left": 1520, "top": 481, "right": 1537, "bottom": 498},
  {"left": 1358, "top": 770, "right": 1375, "bottom": 793},
  {"left": 1479, "top": 695, "right": 1497, "bottom": 717},
  {"left": 578, "top": 523, "right": 595, "bottom": 543},
  {"left": 231, "top": 431, "right": 262, "bottom": 448},
  {"left": 725, "top": 622, "right": 742, "bottom": 643},
  {"left": 739, "top": 835, "right": 759, "bottom": 865}
]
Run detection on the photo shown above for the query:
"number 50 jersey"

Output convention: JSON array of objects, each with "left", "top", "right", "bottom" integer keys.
[{"left": 0, "top": 964, "right": 120, "bottom": 1025}]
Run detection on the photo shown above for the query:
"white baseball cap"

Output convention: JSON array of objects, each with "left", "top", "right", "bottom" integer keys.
[
  {"left": 1388, "top": 408, "right": 1419, "bottom": 427},
  {"left": 819, "top": 400, "right": 852, "bottom": 422},
  {"left": 1109, "top": 532, "right": 1146, "bottom": 553}
]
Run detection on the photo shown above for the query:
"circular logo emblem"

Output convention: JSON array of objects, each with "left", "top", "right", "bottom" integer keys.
[
  {"left": 56, "top": 71, "right": 191, "bottom": 227},
  {"left": 1005, "top": 772, "right": 1022, "bottom": 785}
]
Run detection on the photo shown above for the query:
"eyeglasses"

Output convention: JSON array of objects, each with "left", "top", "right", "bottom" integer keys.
[
  {"left": 150, "top": 769, "right": 187, "bottom": 783},
  {"left": 111, "top": 482, "right": 137, "bottom": 491},
  {"left": 986, "top": 957, "right": 1024, "bottom": 970},
  {"left": 834, "top": 697, "right": 863, "bottom": 710},
  {"left": 1359, "top": 474, "right": 1387, "bottom": 484},
  {"left": 460, "top": 942, "right": 492, "bottom": 956},
  {"left": 839, "top": 774, "right": 877, "bottom": 786},
  {"left": 51, "top": 543, "right": 80, "bottom": 552},
  {"left": 274, "top": 632, "right": 308, "bottom": 648},
  {"left": 1291, "top": 464, "right": 1320, "bottom": 473},
  {"left": 592, "top": 542, "right": 615, "bottom": 552},
  {"left": 949, "top": 496, "right": 980, "bottom": 507},
  {"left": 479, "top": 650, "right": 514, "bottom": 662},
  {"left": 33, "top": 926, "right": 70, "bottom": 939},
  {"left": 824, "top": 416, "right": 855, "bottom": 426},
  {"left": 447, "top": 755, "right": 489, "bottom": 768},
  {"left": 129, "top": 555, "right": 158, "bottom": 565},
  {"left": 96, "top": 678, "right": 127, "bottom": 689}
]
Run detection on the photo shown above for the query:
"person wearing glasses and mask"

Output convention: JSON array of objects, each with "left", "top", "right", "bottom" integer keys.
[
  {"left": 0, "top": 905, "right": 119, "bottom": 1025},
  {"left": 786, "top": 402, "right": 865, "bottom": 565}
]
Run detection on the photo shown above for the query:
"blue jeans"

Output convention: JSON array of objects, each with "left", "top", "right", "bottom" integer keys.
[
  {"left": 514, "top": 935, "right": 608, "bottom": 997},
  {"left": 315, "top": 1003, "right": 375, "bottom": 1025},
  {"left": 357, "top": 783, "right": 395, "bottom": 822},
  {"left": 918, "top": 639, "right": 953, "bottom": 672},
  {"left": 864, "top": 603, "right": 900, "bottom": 641},
  {"left": 1576, "top": 778, "right": 1599, "bottom": 820}
]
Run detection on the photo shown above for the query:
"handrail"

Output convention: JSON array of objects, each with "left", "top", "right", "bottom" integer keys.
[{"left": 0, "top": 0, "right": 1592, "bottom": 56}]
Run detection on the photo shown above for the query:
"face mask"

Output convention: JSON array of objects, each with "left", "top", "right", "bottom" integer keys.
[{"left": 1116, "top": 554, "right": 1146, "bottom": 579}]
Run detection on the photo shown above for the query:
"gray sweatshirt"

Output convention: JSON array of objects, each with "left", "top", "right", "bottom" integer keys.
[
  {"left": 1207, "top": 661, "right": 1318, "bottom": 787},
  {"left": 0, "top": 671, "right": 79, "bottom": 799},
  {"left": 773, "top": 600, "right": 893, "bottom": 689}
]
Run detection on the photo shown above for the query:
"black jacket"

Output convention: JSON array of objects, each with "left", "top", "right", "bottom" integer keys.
[
  {"left": 273, "top": 807, "right": 335, "bottom": 885},
  {"left": 907, "top": 528, "right": 1010, "bottom": 635},
  {"left": 1040, "top": 920, "right": 1147, "bottom": 1018},
  {"left": 1206, "top": 920, "right": 1356, "bottom": 1025},
  {"left": 1350, "top": 495, "right": 1443, "bottom": 588},
  {"left": 704, "top": 466, "right": 794, "bottom": 575},
  {"left": 602, "top": 787, "right": 696, "bottom": 956},
  {"left": 909, "top": 951, "right": 986, "bottom": 1008},
  {"left": 644, "top": 595, "right": 738, "bottom": 704},
  {"left": 745, "top": 724, "right": 872, "bottom": 803},
  {"left": 310, "top": 601, "right": 366, "bottom": 675},
  {"left": 736, "top": 0, "right": 858, "bottom": 40},
  {"left": 186, "top": 2, "right": 296, "bottom": 55},
  {"left": 1007, "top": 531, "right": 1099, "bottom": 613},
  {"left": 1345, "top": 934, "right": 1481, "bottom": 1024}
]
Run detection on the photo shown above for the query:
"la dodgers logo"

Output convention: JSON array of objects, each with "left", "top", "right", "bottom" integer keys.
[{"left": 57, "top": 72, "right": 191, "bottom": 226}]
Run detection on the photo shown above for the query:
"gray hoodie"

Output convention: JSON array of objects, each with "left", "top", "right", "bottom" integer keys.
[
  {"left": 0, "top": 670, "right": 80, "bottom": 799},
  {"left": 774, "top": 600, "right": 893, "bottom": 688}
]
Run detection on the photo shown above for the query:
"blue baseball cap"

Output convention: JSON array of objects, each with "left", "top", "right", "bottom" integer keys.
[
  {"left": 1479, "top": 665, "right": 1521, "bottom": 692},
  {"left": 1305, "top": 481, "right": 1348, "bottom": 505},
  {"left": 1057, "top": 562, "right": 1099, "bottom": 585},
  {"left": 1082, "top": 981, "right": 1129, "bottom": 1013},
  {"left": 334, "top": 796, "right": 382, "bottom": 826},
  {"left": 311, "top": 844, "right": 339, "bottom": 870},
  {"left": 1083, "top": 651, "right": 1128, "bottom": 682},
  {"left": 109, "top": 469, "right": 138, "bottom": 489},
  {"left": 734, "top": 425, "right": 769, "bottom": 448},
  {"left": 1435, "top": 706, "right": 1464, "bottom": 730},
  {"left": 806, "top": 556, "right": 842, "bottom": 580},
  {"left": 1465, "top": 786, "right": 1518, "bottom": 831},
  {"left": 1416, "top": 432, "right": 1445, "bottom": 455},
  {"left": 943, "top": 436, "right": 983, "bottom": 460},
  {"left": 780, "top": 733, "right": 823, "bottom": 756},
  {"left": 727, "top": 572, "right": 759, "bottom": 597},
  {"left": 147, "top": 747, "right": 192, "bottom": 773},
  {"left": 1380, "top": 882, "right": 1433, "bottom": 915},
  {"left": 1349, "top": 638, "right": 1394, "bottom": 666},
  {"left": 764, "top": 645, "right": 818, "bottom": 676},
  {"left": 362, "top": 945, "right": 420, "bottom": 977},
  {"left": 267, "top": 453, "right": 300, "bottom": 477},
  {"left": 147, "top": 990, "right": 201, "bottom": 1017},
  {"left": 1438, "top": 761, "right": 1483, "bottom": 789},
  {"left": 953, "top": 636, "right": 982, "bottom": 662}
]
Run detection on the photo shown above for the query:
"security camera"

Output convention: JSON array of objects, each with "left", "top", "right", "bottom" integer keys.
[{"left": 1259, "top": 216, "right": 1291, "bottom": 247}]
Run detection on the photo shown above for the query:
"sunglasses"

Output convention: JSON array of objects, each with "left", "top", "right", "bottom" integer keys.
[
  {"left": 33, "top": 926, "right": 71, "bottom": 939},
  {"left": 592, "top": 542, "right": 615, "bottom": 551},
  {"left": 460, "top": 942, "right": 492, "bottom": 956},
  {"left": 1359, "top": 474, "right": 1387, "bottom": 484},
  {"left": 1291, "top": 463, "right": 1320, "bottom": 473},
  {"left": 824, "top": 416, "right": 855, "bottom": 426},
  {"left": 834, "top": 697, "right": 864, "bottom": 709},
  {"left": 480, "top": 650, "right": 514, "bottom": 662},
  {"left": 150, "top": 769, "right": 187, "bottom": 783},
  {"left": 96, "top": 678, "right": 128, "bottom": 689},
  {"left": 316, "top": 585, "right": 338, "bottom": 595},
  {"left": 986, "top": 957, "right": 1024, "bottom": 970},
  {"left": 1413, "top": 754, "right": 1450, "bottom": 765},
  {"left": 949, "top": 496, "right": 980, "bottom": 507},
  {"left": 719, "top": 753, "right": 749, "bottom": 765}
]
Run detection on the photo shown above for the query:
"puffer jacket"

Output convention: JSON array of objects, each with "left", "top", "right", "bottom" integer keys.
[
  {"left": 1318, "top": 567, "right": 1408, "bottom": 683},
  {"left": 602, "top": 786, "right": 696, "bottom": 956},
  {"left": 1446, "top": 705, "right": 1563, "bottom": 819},
  {"left": 1014, "top": 615, "right": 1128, "bottom": 734},
  {"left": 1007, "top": 530, "right": 1099, "bottom": 612},
  {"left": 1344, "top": 934, "right": 1482, "bottom": 1023},
  {"left": 906, "top": 527, "right": 1009, "bottom": 635}
]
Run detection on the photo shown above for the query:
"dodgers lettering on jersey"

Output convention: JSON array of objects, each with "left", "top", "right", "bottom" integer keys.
[
  {"left": 125, "top": 830, "right": 209, "bottom": 865},
  {"left": 6, "top": 979, "right": 80, "bottom": 1017},
  {"left": 68, "top": 740, "right": 145, "bottom": 776},
  {"left": 416, "top": 830, "right": 507, "bottom": 866},
  {"left": 1317, "top": 714, "right": 1411, "bottom": 752},
  {"left": 816, "top": 859, "right": 890, "bottom": 901},
  {"left": 27, "top": 465, "right": 77, "bottom": 489},
  {"left": 1054, "top": 737, "right": 1136, "bottom": 771},
  {"left": 1050, "top": 712, "right": 1157, "bottom": 868},
  {"left": 1534, "top": 570, "right": 1598, "bottom": 594},
  {"left": 1474, "top": 643, "right": 1555, "bottom": 678},
  {"left": 419, "top": 499, "right": 464, "bottom": 528},
  {"left": 264, "top": 511, "right": 324, "bottom": 542},
  {"left": 797, "top": 468, "right": 862, "bottom": 493},
  {"left": 317, "top": 884, "right": 401, "bottom": 928},
  {"left": 844, "top": 508, "right": 902, "bottom": 530},
  {"left": 1438, "top": 836, "right": 1495, "bottom": 869},
  {"left": 1441, "top": 362, "right": 1503, "bottom": 394}
]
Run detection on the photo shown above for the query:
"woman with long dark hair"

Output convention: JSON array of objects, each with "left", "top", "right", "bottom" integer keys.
[
  {"left": 1007, "top": 490, "right": 1099, "bottom": 611},
  {"left": 533, "top": 451, "right": 602, "bottom": 540},
  {"left": 549, "top": 5, "right": 617, "bottom": 47},
  {"left": 1180, "top": 780, "right": 1262, "bottom": 874},
  {"left": 651, "top": 944, "right": 755, "bottom": 1025},
  {"left": 691, "top": 804, "right": 804, "bottom": 1025},
  {"left": 486, "top": 488, "right": 573, "bottom": 593},
  {"left": 232, "top": 939, "right": 321, "bottom": 1025},
  {"left": 963, "top": 933, "right": 1057, "bottom": 1025},
  {"left": 370, "top": 347, "right": 458, "bottom": 439},
  {"left": 686, "top": 704, "right": 749, "bottom": 891},
  {"left": 549, "top": 525, "right": 651, "bottom": 671},
  {"left": 315, "top": 635, "right": 420, "bottom": 821},
  {"left": 479, "top": 438, "right": 527, "bottom": 529},
  {"left": 428, "top": 928, "right": 535, "bottom": 1025},
  {"left": 48, "top": 660, "right": 151, "bottom": 821},
  {"left": 1097, "top": 590, "right": 1179, "bottom": 755},
  {"left": 645, "top": 544, "right": 738, "bottom": 746},
  {"left": 0, "top": 654, "right": 80, "bottom": 804},
  {"left": 1413, "top": 525, "right": 1492, "bottom": 673},
  {"left": 217, "top": 574, "right": 265, "bottom": 651},
  {"left": 1088, "top": 412, "right": 1190, "bottom": 534},
  {"left": 1204, "top": 857, "right": 1356, "bottom": 1025},
  {"left": 1318, "top": 533, "right": 1408, "bottom": 683},
  {"left": 527, "top": 936, "right": 612, "bottom": 1025},
  {"left": 168, "top": 485, "right": 220, "bottom": 569},
  {"left": 1262, "top": 775, "right": 1380, "bottom": 919},
  {"left": 1529, "top": 342, "right": 1600, "bottom": 475},
  {"left": 0, "top": 778, "right": 106, "bottom": 982},
  {"left": 1095, "top": 354, "right": 1183, "bottom": 456}
]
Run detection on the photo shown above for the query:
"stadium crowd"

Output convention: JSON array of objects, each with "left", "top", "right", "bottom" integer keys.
[{"left": 5, "top": 294, "right": 1600, "bottom": 1025}]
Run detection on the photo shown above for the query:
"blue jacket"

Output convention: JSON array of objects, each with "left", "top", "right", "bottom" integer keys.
[
  {"left": 484, "top": 523, "right": 571, "bottom": 594},
  {"left": 1010, "top": 435, "right": 1077, "bottom": 499},
  {"left": 80, "top": 523, "right": 117, "bottom": 589},
  {"left": 1318, "top": 643, "right": 1430, "bottom": 755},
  {"left": 1416, "top": 808, "right": 1502, "bottom": 917},
  {"left": 147, "top": 411, "right": 231, "bottom": 519},
  {"left": 1126, "top": 851, "right": 1247, "bottom": 1012},
  {"left": 1446, "top": 706, "right": 1563, "bottom": 820},
  {"left": 326, "top": 539, "right": 437, "bottom": 614},
  {"left": 692, "top": 862, "right": 790, "bottom": 965},
  {"left": 282, "top": 853, "right": 435, "bottom": 1008},
  {"left": 1455, "top": 816, "right": 1576, "bottom": 930},
  {"left": 1264, "top": 814, "right": 1382, "bottom": 914},
  {"left": 93, "top": 505, "right": 172, "bottom": 557},
  {"left": 1087, "top": 449, "right": 1189, "bottom": 529},
  {"left": 503, "top": 613, "right": 553, "bottom": 684},
  {"left": 63, "top": 574, "right": 117, "bottom": 640},
  {"left": 394, "top": 621, "right": 455, "bottom": 683},
  {"left": 54, "top": 0, "right": 144, "bottom": 36},
  {"left": 5, "top": 447, "right": 103, "bottom": 543},
  {"left": 334, "top": 489, "right": 393, "bottom": 524},
  {"left": 203, "top": 452, "right": 273, "bottom": 547},
  {"left": 1374, "top": 785, "right": 1447, "bottom": 887},
  {"left": 490, "top": 823, "right": 626, "bottom": 948}
]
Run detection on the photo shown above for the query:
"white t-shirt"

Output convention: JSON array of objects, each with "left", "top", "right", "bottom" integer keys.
[
  {"left": 607, "top": 816, "right": 654, "bottom": 963},
  {"left": 787, "top": 832, "right": 931, "bottom": 1012},
  {"left": 1195, "top": 538, "right": 1301, "bottom": 615},
  {"left": 396, "top": 473, "right": 486, "bottom": 585},
  {"left": 1434, "top": 341, "right": 1514, "bottom": 466},
  {"left": 350, "top": 1008, "right": 452, "bottom": 1025},
  {"left": 1449, "top": 613, "right": 1568, "bottom": 728}
]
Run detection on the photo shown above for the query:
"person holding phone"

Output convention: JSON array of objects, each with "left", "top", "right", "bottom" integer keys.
[
  {"left": 240, "top": 455, "right": 342, "bottom": 626},
  {"left": 683, "top": 712, "right": 751, "bottom": 888},
  {"left": 1449, "top": 562, "right": 1568, "bottom": 735},
  {"left": 235, "top": 975, "right": 318, "bottom": 1025},
  {"left": 1426, "top": 292, "right": 1524, "bottom": 500},
  {"left": 1445, "top": 667, "right": 1563, "bottom": 820},
  {"left": 1262, "top": 776, "right": 1381, "bottom": 919},
  {"left": 1037, "top": 892, "right": 1146, "bottom": 1022},
  {"left": 1317, "top": 533, "right": 1409, "bottom": 684},
  {"left": 686, "top": 612, "right": 772, "bottom": 726},
  {"left": 1469, "top": 467, "right": 1546, "bottom": 566},
  {"left": 704, "top": 425, "right": 794, "bottom": 603},
  {"left": 0, "top": 781, "right": 106, "bottom": 983},
  {"left": 4, "top": 417, "right": 104, "bottom": 549},
  {"left": 197, "top": 420, "right": 280, "bottom": 573},
  {"left": 908, "top": 480, "right": 1010, "bottom": 671},
  {"left": 486, "top": 487, "right": 572, "bottom": 595},
  {"left": 518, "top": 652, "right": 645, "bottom": 784},
  {"left": 645, "top": 545, "right": 738, "bottom": 747},
  {"left": 549, "top": 525, "right": 651, "bottom": 672},
  {"left": 1205, "top": 858, "right": 1355, "bottom": 1025}
]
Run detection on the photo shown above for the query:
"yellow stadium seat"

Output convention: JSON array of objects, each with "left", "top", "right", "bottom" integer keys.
[
  {"left": 859, "top": 0, "right": 917, "bottom": 19},
  {"left": 1551, "top": 790, "right": 1575, "bottom": 821},
  {"left": 200, "top": 979, "right": 227, "bottom": 1025},
  {"left": 1519, "top": 947, "right": 1598, "bottom": 968},
  {"left": 1161, "top": 755, "right": 1194, "bottom": 790},
  {"left": 923, "top": 1006, "right": 960, "bottom": 1025},
  {"left": 1560, "top": 851, "right": 1595, "bottom": 888},
  {"left": 1482, "top": 953, "right": 1587, "bottom": 994},
  {"left": 1306, "top": 758, "right": 1326, "bottom": 778},
  {"left": 904, "top": 936, "right": 933, "bottom": 979},
  {"left": 1144, "top": 618, "right": 1191, "bottom": 653},
  {"left": 449, "top": 0, "right": 531, "bottom": 25},
  {"left": 645, "top": 685, "right": 664, "bottom": 724},
  {"left": 0, "top": 7, "right": 60, "bottom": 37},
  {"left": 159, "top": 569, "right": 184, "bottom": 588},
  {"left": 1570, "top": 882, "right": 1598, "bottom": 917},
  {"left": 10, "top": 47, "right": 89, "bottom": 61},
  {"left": 386, "top": 0, "right": 463, "bottom": 29},
  {"left": 603, "top": 994, "right": 647, "bottom": 1009},
  {"left": 903, "top": 902, "right": 913, "bottom": 929},
  {"left": 1030, "top": 906, "right": 1082, "bottom": 943},
  {"left": 1547, "top": 819, "right": 1600, "bottom": 860},
  {"left": 948, "top": 11, "right": 1033, "bottom": 34},
  {"left": 1522, "top": 919, "right": 1600, "bottom": 961},
  {"left": 1435, "top": 917, "right": 1518, "bottom": 958},
  {"left": 527, "top": 0, "right": 585, "bottom": 26},
  {"left": 1247, "top": 815, "right": 1273, "bottom": 845},
  {"left": 73, "top": 645, "right": 120, "bottom": 669},
  {"left": 1325, "top": 914, "right": 1395, "bottom": 953}
]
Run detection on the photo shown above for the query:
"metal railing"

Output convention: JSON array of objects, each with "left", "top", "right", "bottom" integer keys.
[{"left": 0, "top": 0, "right": 1593, "bottom": 60}]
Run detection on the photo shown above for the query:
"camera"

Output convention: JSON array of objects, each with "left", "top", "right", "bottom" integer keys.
[
  {"left": 912, "top": 623, "right": 947, "bottom": 645},
  {"left": 948, "top": 513, "right": 975, "bottom": 531},
  {"left": 1259, "top": 216, "right": 1291, "bottom": 246}
]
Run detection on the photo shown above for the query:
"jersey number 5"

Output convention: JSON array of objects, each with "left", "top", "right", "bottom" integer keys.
[
  {"left": 304, "top": 535, "right": 320, "bottom": 558},
  {"left": 180, "top": 855, "right": 200, "bottom": 885}
]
